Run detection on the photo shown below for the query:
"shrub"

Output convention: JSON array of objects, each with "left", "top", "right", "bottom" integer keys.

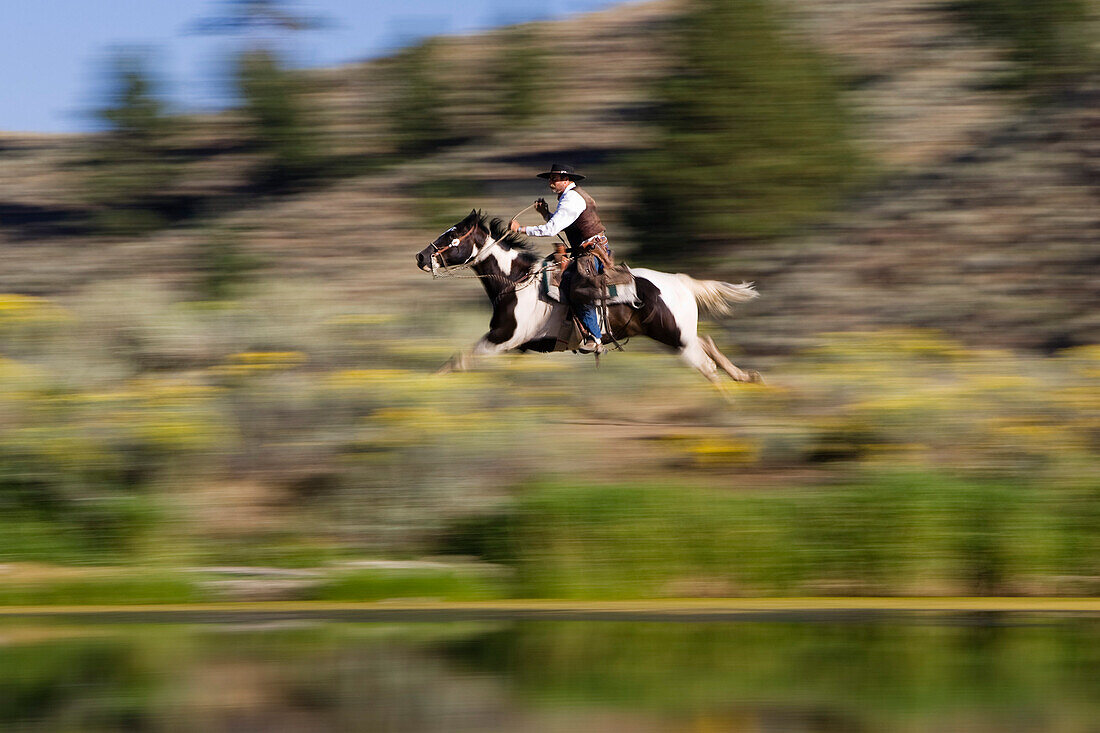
[{"left": 194, "top": 227, "right": 262, "bottom": 301}]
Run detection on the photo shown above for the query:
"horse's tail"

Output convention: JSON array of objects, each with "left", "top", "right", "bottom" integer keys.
[{"left": 675, "top": 275, "right": 758, "bottom": 317}]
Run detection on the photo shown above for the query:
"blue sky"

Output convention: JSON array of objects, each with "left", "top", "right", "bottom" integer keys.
[{"left": 4, "top": 0, "right": 630, "bottom": 133}]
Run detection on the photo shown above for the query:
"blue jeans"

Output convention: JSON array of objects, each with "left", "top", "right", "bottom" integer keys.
[{"left": 575, "top": 257, "right": 603, "bottom": 340}]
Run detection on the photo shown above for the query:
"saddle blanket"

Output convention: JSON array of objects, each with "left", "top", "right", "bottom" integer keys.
[{"left": 539, "top": 257, "right": 640, "bottom": 306}]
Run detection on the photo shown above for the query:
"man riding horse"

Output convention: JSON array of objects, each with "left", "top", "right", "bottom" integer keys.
[
  {"left": 417, "top": 209, "right": 763, "bottom": 386},
  {"left": 509, "top": 163, "right": 610, "bottom": 354}
]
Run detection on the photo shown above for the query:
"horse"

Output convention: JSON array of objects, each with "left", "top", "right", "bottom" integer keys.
[{"left": 415, "top": 210, "right": 763, "bottom": 386}]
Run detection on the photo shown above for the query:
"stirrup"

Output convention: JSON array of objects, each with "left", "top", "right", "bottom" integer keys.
[{"left": 578, "top": 339, "right": 603, "bottom": 354}]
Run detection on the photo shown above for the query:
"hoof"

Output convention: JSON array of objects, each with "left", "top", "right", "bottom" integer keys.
[{"left": 748, "top": 370, "right": 765, "bottom": 385}]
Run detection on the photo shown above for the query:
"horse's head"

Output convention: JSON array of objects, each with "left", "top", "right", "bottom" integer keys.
[{"left": 416, "top": 209, "right": 489, "bottom": 272}]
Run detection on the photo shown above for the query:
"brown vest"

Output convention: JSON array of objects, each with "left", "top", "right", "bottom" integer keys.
[{"left": 562, "top": 186, "right": 605, "bottom": 249}]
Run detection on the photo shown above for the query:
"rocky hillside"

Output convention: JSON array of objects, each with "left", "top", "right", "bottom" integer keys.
[
  {"left": 731, "top": 79, "right": 1100, "bottom": 354},
  {"left": 0, "top": 0, "right": 1096, "bottom": 354}
]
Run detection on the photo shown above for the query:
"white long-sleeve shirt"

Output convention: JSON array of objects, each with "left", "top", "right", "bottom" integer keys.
[{"left": 523, "top": 182, "right": 586, "bottom": 237}]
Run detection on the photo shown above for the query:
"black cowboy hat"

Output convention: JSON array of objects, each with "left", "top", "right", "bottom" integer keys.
[{"left": 536, "top": 163, "right": 585, "bottom": 181}]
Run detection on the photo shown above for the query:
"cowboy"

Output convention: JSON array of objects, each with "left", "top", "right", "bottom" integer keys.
[{"left": 509, "top": 163, "right": 609, "bottom": 353}]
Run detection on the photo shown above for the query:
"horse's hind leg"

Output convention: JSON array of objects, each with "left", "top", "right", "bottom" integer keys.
[
  {"left": 700, "top": 335, "right": 763, "bottom": 384},
  {"left": 679, "top": 338, "right": 723, "bottom": 385}
]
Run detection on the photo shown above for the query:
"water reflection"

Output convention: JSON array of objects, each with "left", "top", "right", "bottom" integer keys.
[{"left": 3, "top": 617, "right": 1100, "bottom": 732}]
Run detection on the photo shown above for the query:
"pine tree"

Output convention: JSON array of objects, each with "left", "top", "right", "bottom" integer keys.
[
  {"left": 626, "top": 0, "right": 860, "bottom": 261},
  {"left": 492, "top": 27, "right": 547, "bottom": 127},
  {"left": 950, "top": 0, "right": 1095, "bottom": 88},
  {"left": 85, "top": 51, "right": 176, "bottom": 235},
  {"left": 236, "top": 48, "right": 319, "bottom": 188},
  {"left": 385, "top": 41, "right": 451, "bottom": 157},
  {"left": 191, "top": 1, "right": 330, "bottom": 188}
]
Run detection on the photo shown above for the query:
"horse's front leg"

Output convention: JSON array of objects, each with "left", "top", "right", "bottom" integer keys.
[{"left": 437, "top": 336, "right": 510, "bottom": 374}]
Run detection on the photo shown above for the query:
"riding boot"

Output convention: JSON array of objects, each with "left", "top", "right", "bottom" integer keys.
[{"left": 578, "top": 338, "right": 603, "bottom": 354}]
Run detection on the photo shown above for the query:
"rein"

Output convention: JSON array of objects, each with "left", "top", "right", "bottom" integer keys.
[{"left": 512, "top": 201, "right": 570, "bottom": 251}]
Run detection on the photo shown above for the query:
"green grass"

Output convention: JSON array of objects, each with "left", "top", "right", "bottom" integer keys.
[
  {"left": 189, "top": 537, "right": 343, "bottom": 569},
  {"left": 0, "top": 517, "right": 88, "bottom": 565},
  {"left": 0, "top": 496, "right": 164, "bottom": 566},
  {"left": 477, "top": 472, "right": 1100, "bottom": 598},
  {"left": 311, "top": 568, "right": 508, "bottom": 602},
  {"left": 0, "top": 575, "right": 204, "bottom": 606}
]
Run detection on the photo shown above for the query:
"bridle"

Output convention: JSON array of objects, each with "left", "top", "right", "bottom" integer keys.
[
  {"left": 428, "top": 224, "right": 481, "bottom": 270},
  {"left": 427, "top": 223, "right": 516, "bottom": 287}
]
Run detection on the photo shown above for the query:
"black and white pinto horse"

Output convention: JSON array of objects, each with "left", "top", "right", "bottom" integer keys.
[{"left": 415, "top": 210, "right": 763, "bottom": 385}]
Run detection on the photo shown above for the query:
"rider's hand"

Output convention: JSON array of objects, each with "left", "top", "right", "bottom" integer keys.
[
  {"left": 509, "top": 219, "right": 522, "bottom": 233},
  {"left": 534, "top": 198, "right": 549, "bottom": 216}
]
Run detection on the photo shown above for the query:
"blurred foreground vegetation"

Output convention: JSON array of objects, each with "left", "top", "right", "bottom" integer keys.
[{"left": 0, "top": 284, "right": 1096, "bottom": 601}]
